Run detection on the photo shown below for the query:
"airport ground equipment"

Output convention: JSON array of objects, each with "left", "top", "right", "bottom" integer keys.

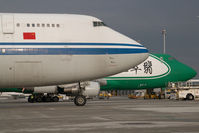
[
  {"left": 128, "top": 91, "right": 144, "bottom": 99},
  {"left": 164, "top": 89, "right": 176, "bottom": 99},
  {"left": 169, "top": 80, "right": 199, "bottom": 100},
  {"left": 178, "top": 89, "right": 199, "bottom": 100},
  {"left": 98, "top": 91, "right": 112, "bottom": 99},
  {"left": 144, "top": 92, "right": 160, "bottom": 99},
  {"left": 0, "top": 13, "right": 149, "bottom": 106}
]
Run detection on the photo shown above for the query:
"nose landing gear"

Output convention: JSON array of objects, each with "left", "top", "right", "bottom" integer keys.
[
  {"left": 74, "top": 95, "right": 87, "bottom": 106},
  {"left": 73, "top": 82, "right": 87, "bottom": 106}
]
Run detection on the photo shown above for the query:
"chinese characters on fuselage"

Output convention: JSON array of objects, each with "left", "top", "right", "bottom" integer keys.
[
  {"left": 143, "top": 61, "right": 152, "bottom": 74},
  {"left": 129, "top": 60, "right": 153, "bottom": 75}
]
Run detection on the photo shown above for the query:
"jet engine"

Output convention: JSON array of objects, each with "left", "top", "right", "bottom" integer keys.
[
  {"left": 25, "top": 81, "right": 100, "bottom": 97},
  {"left": 59, "top": 81, "right": 100, "bottom": 97},
  {"left": 25, "top": 81, "right": 100, "bottom": 106}
]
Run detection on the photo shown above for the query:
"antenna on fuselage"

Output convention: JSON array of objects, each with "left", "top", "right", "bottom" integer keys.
[{"left": 162, "top": 28, "right": 167, "bottom": 54}]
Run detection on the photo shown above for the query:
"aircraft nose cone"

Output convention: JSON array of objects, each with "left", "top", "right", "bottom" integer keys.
[
  {"left": 188, "top": 67, "right": 197, "bottom": 79},
  {"left": 179, "top": 65, "right": 197, "bottom": 81},
  {"left": 112, "top": 43, "right": 149, "bottom": 75}
]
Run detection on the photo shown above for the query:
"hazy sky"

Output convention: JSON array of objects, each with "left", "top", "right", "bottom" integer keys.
[{"left": 0, "top": 0, "right": 199, "bottom": 78}]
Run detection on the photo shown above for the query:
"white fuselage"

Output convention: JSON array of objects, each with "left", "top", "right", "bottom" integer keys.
[{"left": 0, "top": 13, "right": 148, "bottom": 88}]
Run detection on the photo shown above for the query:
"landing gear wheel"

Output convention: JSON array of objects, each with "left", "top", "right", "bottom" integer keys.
[
  {"left": 28, "top": 95, "right": 35, "bottom": 103},
  {"left": 36, "top": 97, "right": 43, "bottom": 102},
  {"left": 74, "top": 95, "right": 86, "bottom": 106},
  {"left": 186, "top": 94, "right": 194, "bottom": 100},
  {"left": 53, "top": 96, "right": 59, "bottom": 102},
  {"left": 45, "top": 97, "right": 51, "bottom": 102}
]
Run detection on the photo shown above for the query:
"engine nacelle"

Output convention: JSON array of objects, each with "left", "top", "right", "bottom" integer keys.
[
  {"left": 82, "top": 82, "right": 100, "bottom": 97},
  {"left": 24, "top": 81, "right": 100, "bottom": 97},
  {"left": 33, "top": 86, "right": 58, "bottom": 93}
]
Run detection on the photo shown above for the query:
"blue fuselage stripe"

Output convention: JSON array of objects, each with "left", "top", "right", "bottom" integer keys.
[
  {"left": 0, "top": 42, "right": 148, "bottom": 55},
  {"left": 0, "top": 48, "right": 148, "bottom": 55}
]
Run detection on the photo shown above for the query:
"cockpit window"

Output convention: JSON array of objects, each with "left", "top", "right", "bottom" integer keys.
[{"left": 93, "top": 21, "right": 106, "bottom": 27}]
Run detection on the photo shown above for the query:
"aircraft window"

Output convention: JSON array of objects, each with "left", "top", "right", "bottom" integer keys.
[
  {"left": 52, "top": 24, "right": 55, "bottom": 27},
  {"left": 47, "top": 24, "right": 50, "bottom": 27},
  {"left": 16, "top": 23, "right": 20, "bottom": 27},
  {"left": 56, "top": 24, "right": 60, "bottom": 27},
  {"left": 93, "top": 21, "right": 106, "bottom": 27},
  {"left": 93, "top": 22, "right": 98, "bottom": 27},
  {"left": 37, "top": 23, "right": 40, "bottom": 27},
  {"left": 32, "top": 24, "right": 35, "bottom": 27},
  {"left": 42, "top": 24, "right": 45, "bottom": 27},
  {"left": 27, "top": 23, "right": 30, "bottom": 27},
  {"left": 100, "top": 22, "right": 106, "bottom": 26}
]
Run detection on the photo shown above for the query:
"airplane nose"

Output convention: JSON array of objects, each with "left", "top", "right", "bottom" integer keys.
[
  {"left": 107, "top": 43, "right": 149, "bottom": 76},
  {"left": 178, "top": 64, "right": 197, "bottom": 81},
  {"left": 187, "top": 66, "right": 197, "bottom": 79},
  {"left": 130, "top": 44, "right": 149, "bottom": 66}
]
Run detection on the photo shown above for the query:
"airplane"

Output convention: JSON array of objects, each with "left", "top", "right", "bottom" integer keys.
[
  {"left": 0, "top": 54, "right": 196, "bottom": 102},
  {"left": 0, "top": 13, "right": 148, "bottom": 106},
  {"left": 100, "top": 54, "right": 197, "bottom": 91}
]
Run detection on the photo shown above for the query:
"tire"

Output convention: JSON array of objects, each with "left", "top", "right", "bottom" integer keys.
[
  {"left": 46, "top": 97, "right": 51, "bottom": 102},
  {"left": 36, "top": 97, "right": 43, "bottom": 102},
  {"left": 74, "top": 95, "right": 86, "bottom": 106},
  {"left": 28, "top": 95, "right": 35, "bottom": 103},
  {"left": 43, "top": 96, "right": 51, "bottom": 102},
  {"left": 186, "top": 94, "right": 194, "bottom": 100},
  {"left": 53, "top": 96, "right": 59, "bottom": 102}
]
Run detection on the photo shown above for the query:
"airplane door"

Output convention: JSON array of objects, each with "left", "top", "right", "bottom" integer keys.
[
  {"left": 1, "top": 14, "right": 14, "bottom": 34},
  {"left": 0, "top": 15, "right": 15, "bottom": 87},
  {"left": 1, "top": 14, "right": 14, "bottom": 41},
  {"left": 0, "top": 16, "right": 2, "bottom": 39}
]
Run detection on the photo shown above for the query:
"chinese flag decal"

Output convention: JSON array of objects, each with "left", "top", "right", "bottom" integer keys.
[{"left": 23, "top": 32, "right": 36, "bottom": 40}]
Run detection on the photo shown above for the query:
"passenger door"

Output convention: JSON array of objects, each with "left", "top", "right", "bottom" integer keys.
[
  {"left": 2, "top": 14, "right": 14, "bottom": 34},
  {"left": 1, "top": 14, "right": 14, "bottom": 41},
  {"left": 0, "top": 15, "right": 15, "bottom": 87}
]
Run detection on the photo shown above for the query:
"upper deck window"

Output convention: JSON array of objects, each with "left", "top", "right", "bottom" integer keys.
[
  {"left": 16, "top": 23, "right": 20, "bottom": 27},
  {"left": 56, "top": 24, "right": 60, "bottom": 28},
  {"left": 23, "top": 23, "right": 60, "bottom": 28},
  {"left": 93, "top": 21, "right": 106, "bottom": 27}
]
